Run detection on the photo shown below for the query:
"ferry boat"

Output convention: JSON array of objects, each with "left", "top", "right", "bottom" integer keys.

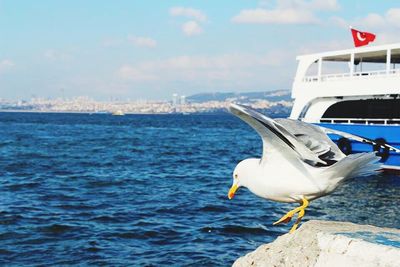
[
  {"left": 112, "top": 110, "right": 125, "bottom": 116},
  {"left": 290, "top": 43, "right": 400, "bottom": 171}
]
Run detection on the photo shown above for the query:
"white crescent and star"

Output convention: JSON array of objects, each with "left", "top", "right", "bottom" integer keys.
[{"left": 357, "top": 32, "right": 366, "bottom": 41}]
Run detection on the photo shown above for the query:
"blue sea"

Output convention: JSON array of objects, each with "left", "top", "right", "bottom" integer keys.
[{"left": 0, "top": 112, "right": 399, "bottom": 266}]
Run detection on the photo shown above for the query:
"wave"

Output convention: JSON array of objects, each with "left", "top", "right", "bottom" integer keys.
[{"left": 202, "top": 225, "right": 273, "bottom": 235}]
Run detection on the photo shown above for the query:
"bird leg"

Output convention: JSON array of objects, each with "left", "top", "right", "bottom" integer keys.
[
  {"left": 273, "top": 198, "right": 309, "bottom": 233},
  {"left": 289, "top": 201, "right": 308, "bottom": 233}
]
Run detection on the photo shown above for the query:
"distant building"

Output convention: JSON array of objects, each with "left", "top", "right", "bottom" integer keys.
[
  {"left": 180, "top": 95, "right": 186, "bottom": 105},
  {"left": 172, "top": 93, "right": 178, "bottom": 107}
]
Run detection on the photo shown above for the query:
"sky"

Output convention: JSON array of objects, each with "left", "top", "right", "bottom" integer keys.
[{"left": 1, "top": 0, "right": 400, "bottom": 101}]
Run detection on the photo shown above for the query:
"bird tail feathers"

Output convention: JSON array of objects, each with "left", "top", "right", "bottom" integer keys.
[{"left": 323, "top": 152, "right": 381, "bottom": 190}]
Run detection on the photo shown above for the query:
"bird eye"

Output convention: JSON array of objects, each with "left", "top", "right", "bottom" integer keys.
[{"left": 234, "top": 174, "right": 238, "bottom": 179}]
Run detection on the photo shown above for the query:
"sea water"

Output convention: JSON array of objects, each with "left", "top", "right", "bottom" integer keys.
[{"left": 0, "top": 112, "right": 399, "bottom": 266}]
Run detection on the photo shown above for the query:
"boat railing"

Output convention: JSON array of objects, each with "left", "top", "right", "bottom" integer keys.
[
  {"left": 319, "top": 118, "right": 400, "bottom": 125},
  {"left": 302, "top": 68, "right": 400, "bottom": 82}
]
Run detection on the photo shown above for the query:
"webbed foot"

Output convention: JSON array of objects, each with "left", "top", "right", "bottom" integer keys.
[{"left": 273, "top": 197, "right": 309, "bottom": 233}]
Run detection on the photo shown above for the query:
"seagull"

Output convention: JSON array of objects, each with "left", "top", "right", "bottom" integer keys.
[{"left": 227, "top": 103, "right": 400, "bottom": 233}]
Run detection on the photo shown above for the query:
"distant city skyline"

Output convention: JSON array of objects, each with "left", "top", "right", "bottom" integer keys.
[
  {"left": 0, "top": 90, "right": 293, "bottom": 114},
  {"left": 1, "top": 0, "right": 400, "bottom": 100}
]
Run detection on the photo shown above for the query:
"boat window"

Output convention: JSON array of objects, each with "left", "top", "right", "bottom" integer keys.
[
  {"left": 305, "top": 61, "right": 318, "bottom": 76},
  {"left": 354, "top": 50, "right": 386, "bottom": 73},
  {"left": 322, "top": 99, "right": 400, "bottom": 119},
  {"left": 390, "top": 49, "right": 400, "bottom": 69},
  {"left": 321, "top": 54, "right": 351, "bottom": 75}
]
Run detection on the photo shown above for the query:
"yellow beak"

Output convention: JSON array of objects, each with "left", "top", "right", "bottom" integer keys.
[{"left": 228, "top": 183, "right": 239, "bottom": 199}]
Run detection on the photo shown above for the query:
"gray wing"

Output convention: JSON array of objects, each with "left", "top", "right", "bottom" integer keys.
[
  {"left": 229, "top": 104, "right": 326, "bottom": 166},
  {"left": 276, "top": 119, "right": 400, "bottom": 161},
  {"left": 275, "top": 118, "right": 346, "bottom": 163}
]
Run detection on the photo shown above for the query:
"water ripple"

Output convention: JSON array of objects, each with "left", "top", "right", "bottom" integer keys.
[{"left": 0, "top": 112, "right": 399, "bottom": 266}]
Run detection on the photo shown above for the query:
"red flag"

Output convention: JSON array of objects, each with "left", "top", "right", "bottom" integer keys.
[{"left": 350, "top": 28, "right": 376, "bottom": 47}]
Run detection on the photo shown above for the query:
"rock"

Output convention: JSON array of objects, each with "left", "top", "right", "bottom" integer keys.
[{"left": 233, "top": 220, "right": 400, "bottom": 267}]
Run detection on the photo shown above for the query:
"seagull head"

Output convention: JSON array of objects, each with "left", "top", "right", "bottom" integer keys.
[{"left": 228, "top": 158, "right": 259, "bottom": 199}]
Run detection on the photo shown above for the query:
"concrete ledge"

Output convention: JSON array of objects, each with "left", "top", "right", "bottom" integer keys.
[{"left": 233, "top": 220, "right": 400, "bottom": 267}]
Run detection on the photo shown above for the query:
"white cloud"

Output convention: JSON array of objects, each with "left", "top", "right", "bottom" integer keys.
[
  {"left": 272, "top": 0, "right": 339, "bottom": 11},
  {"left": 358, "top": 13, "right": 386, "bottom": 29},
  {"left": 182, "top": 21, "right": 203, "bottom": 36},
  {"left": 0, "top": 59, "right": 15, "bottom": 73},
  {"left": 116, "top": 51, "right": 292, "bottom": 86},
  {"left": 169, "top": 7, "right": 207, "bottom": 22},
  {"left": 232, "top": 0, "right": 339, "bottom": 25},
  {"left": 232, "top": 8, "right": 317, "bottom": 24},
  {"left": 169, "top": 6, "right": 207, "bottom": 36},
  {"left": 385, "top": 8, "right": 400, "bottom": 26},
  {"left": 332, "top": 8, "right": 400, "bottom": 44},
  {"left": 334, "top": 8, "right": 400, "bottom": 30},
  {"left": 114, "top": 52, "right": 295, "bottom": 96},
  {"left": 128, "top": 36, "right": 157, "bottom": 48},
  {"left": 297, "top": 39, "right": 350, "bottom": 54}
]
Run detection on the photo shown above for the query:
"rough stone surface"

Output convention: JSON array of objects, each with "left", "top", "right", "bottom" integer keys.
[{"left": 233, "top": 220, "right": 400, "bottom": 267}]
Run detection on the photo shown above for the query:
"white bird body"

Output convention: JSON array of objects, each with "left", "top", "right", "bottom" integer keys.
[
  {"left": 238, "top": 158, "right": 323, "bottom": 203},
  {"left": 227, "top": 103, "right": 399, "bottom": 232}
]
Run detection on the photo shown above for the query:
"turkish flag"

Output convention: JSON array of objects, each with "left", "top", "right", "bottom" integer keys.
[{"left": 351, "top": 28, "right": 376, "bottom": 47}]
